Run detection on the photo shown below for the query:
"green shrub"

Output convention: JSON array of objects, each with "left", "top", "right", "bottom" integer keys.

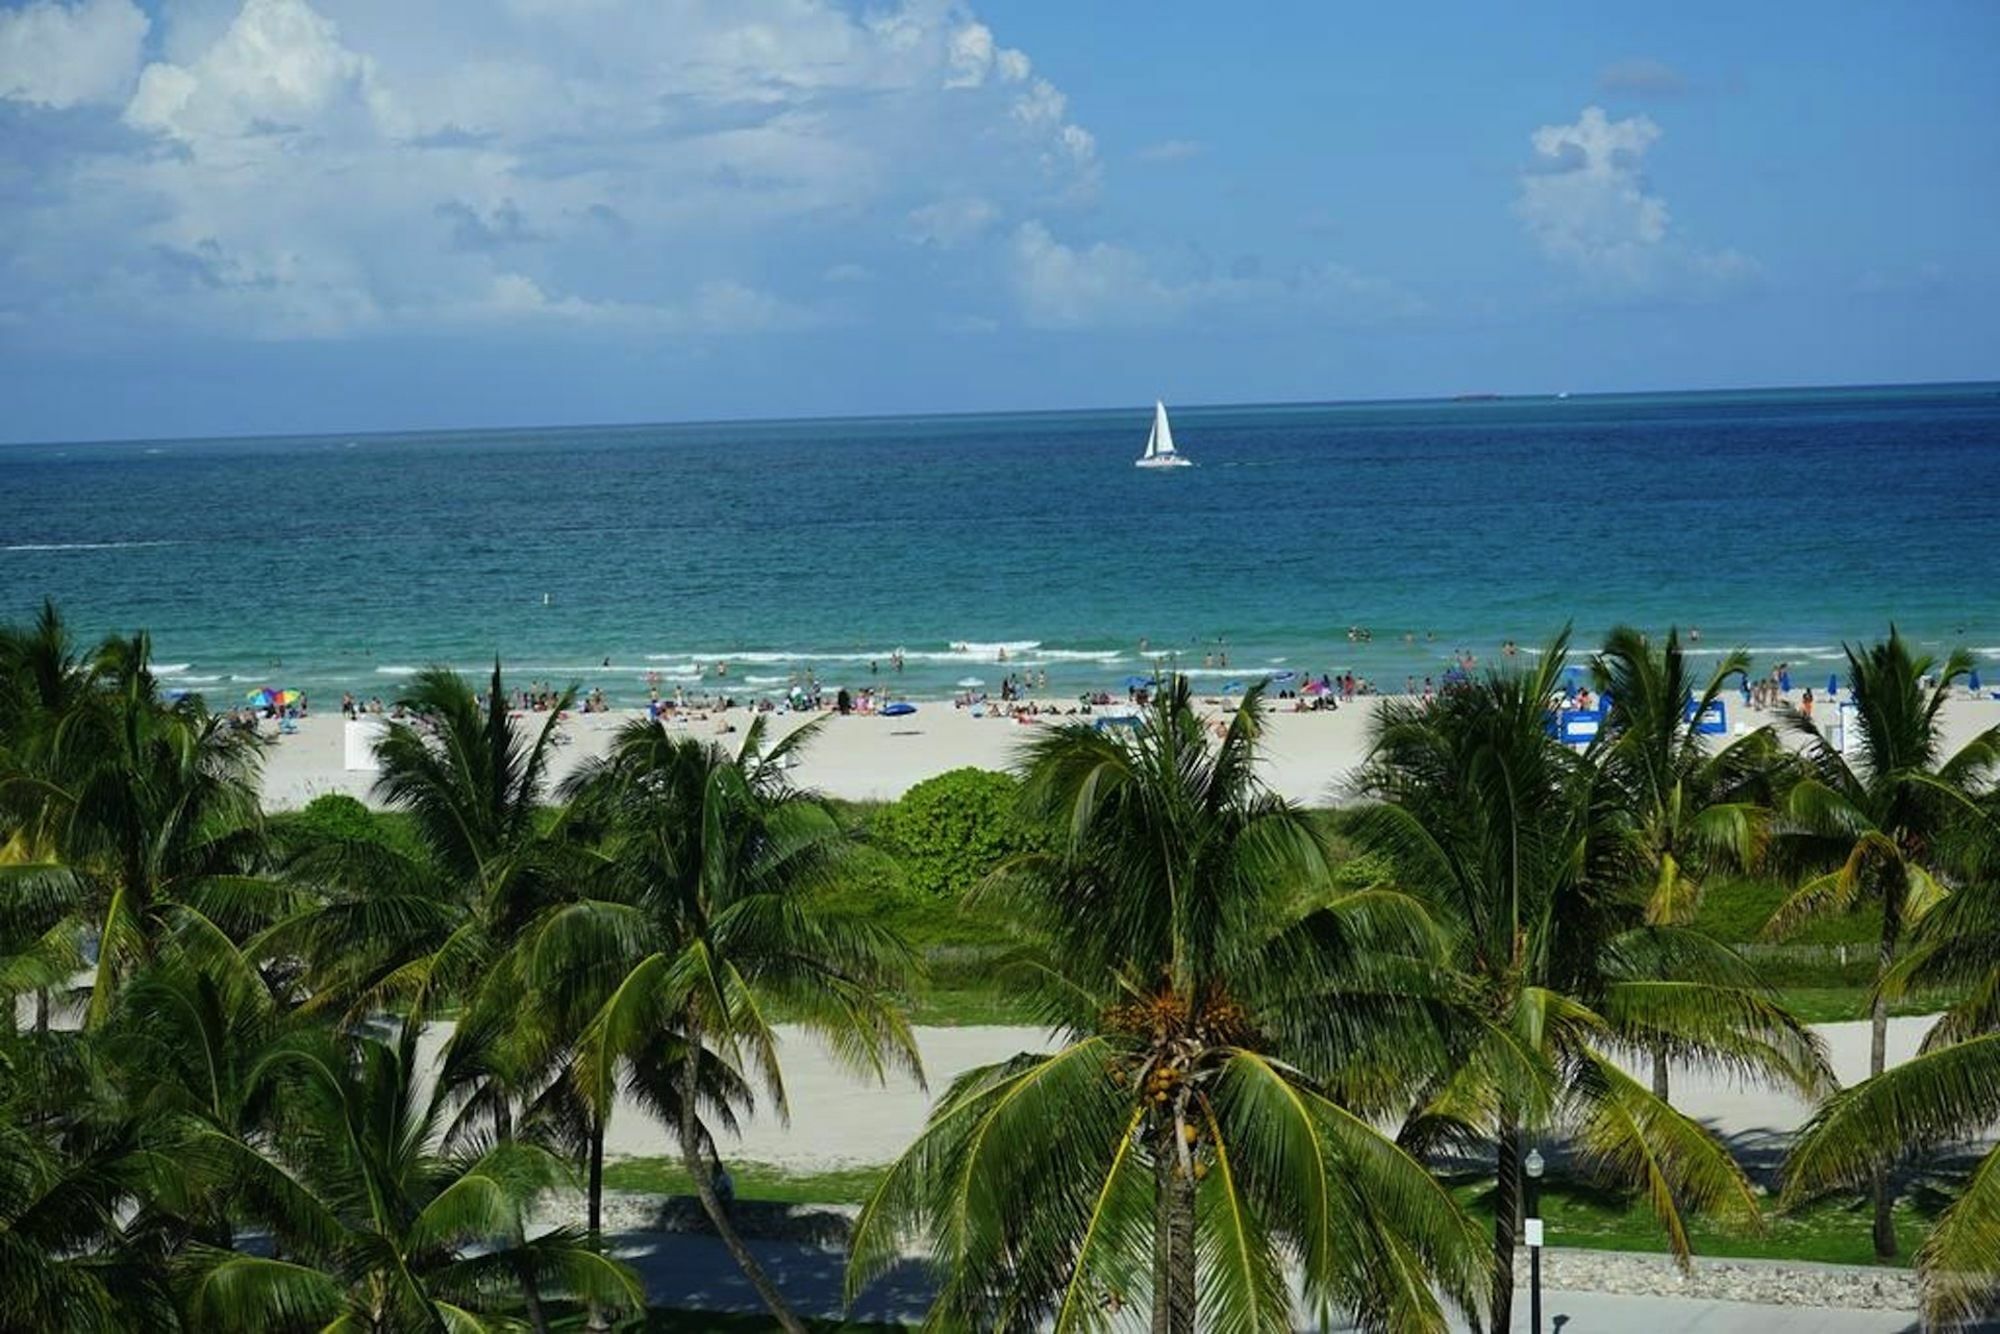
[
  {"left": 875, "top": 768, "right": 1039, "bottom": 900},
  {"left": 288, "top": 793, "right": 380, "bottom": 844}
]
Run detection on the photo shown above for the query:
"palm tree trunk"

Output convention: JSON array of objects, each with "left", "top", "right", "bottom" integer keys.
[
  {"left": 677, "top": 1029, "right": 808, "bottom": 1334},
  {"left": 1651, "top": 1049, "right": 1670, "bottom": 1103},
  {"left": 587, "top": 1114, "right": 604, "bottom": 1237},
  {"left": 1491, "top": 1116, "right": 1521, "bottom": 1334},
  {"left": 1870, "top": 913, "right": 1898, "bottom": 1259},
  {"left": 1150, "top": 1118, "right": 1197, "bottom": 1334},
  {"left": 515, "top": 1224, "right": 550, "bottom": 1334}
]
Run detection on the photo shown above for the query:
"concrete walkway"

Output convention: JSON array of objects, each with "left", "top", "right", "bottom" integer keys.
[{"left": 608, "top": 1230, "right": 1935, "bottom": 1331}]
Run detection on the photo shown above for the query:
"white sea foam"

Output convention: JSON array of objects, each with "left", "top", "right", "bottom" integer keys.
[
  {"left": 375, "top": 665, "right": 420, "bottom": 676},
  {"left": 949, "top": 640, "right": 1041, "bottom": 655},
  {"left": 3, "top": 539, "right": 179, "bottom": 553},
  {"left": 153, "top": 663, "right": 194, "bottom": 675},
  {"left": 664, "top": 642, "right": 1122, "bottom": 667},
  {"left": 1027, "top": 649, "right": 1126, "bottom": 663},
  {"left": 745, "top": 674, "right": 787, "bottom": 686}
]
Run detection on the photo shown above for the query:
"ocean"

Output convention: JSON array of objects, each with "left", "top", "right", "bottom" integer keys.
[{"left": 3, "top": 383, "right": 1997, "bottom": 705}]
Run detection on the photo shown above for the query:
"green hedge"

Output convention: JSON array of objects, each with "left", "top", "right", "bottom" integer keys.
[{"left": 874, "top": 768, "right": 1041, "bottom": 900}]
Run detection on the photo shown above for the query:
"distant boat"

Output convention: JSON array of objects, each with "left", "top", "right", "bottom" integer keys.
[{"left": 1135, "top": 400, "right": 1193, "bottom": 469}]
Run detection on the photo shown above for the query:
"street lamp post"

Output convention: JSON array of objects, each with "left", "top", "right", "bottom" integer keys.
[{"left": 1523, "top": 1146, "right": 1545, "bottom": 1334}]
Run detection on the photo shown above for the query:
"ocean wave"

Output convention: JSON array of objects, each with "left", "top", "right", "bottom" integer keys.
[
  {"left": 744, "top": 674, "right": 787, "bottom": 686},
  {"left": 375, "top": 665, "right": 420, "bottom": 676},
  {"left": 3, "top": 539, "right": 180, "bottom": 553},
  {"left": 664, "top": 642, "right": 1122, "bottom": 667},
  {"left": 153, "top": 662, "right": 194, "bottom": 675},
  {"left": 1029, "top": 649, "right": 1127, "bottom": 662},
  {"left": 949, "top": 640, "right": 1041, "bottom": 655}
]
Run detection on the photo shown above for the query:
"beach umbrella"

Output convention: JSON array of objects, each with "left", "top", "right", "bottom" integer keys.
[
  {"left": 1301, "top": 678, "right": 1329, "bottom": 696},
  {"left": 1973, "top": 670, "right": 1983, "bottom": 692},
  {"left": 245, "top": 686, "right": 279, "bottom": 708},
  {"left": 1123, "top": 675, "right": 1156, "bottom": 690},
  {"left": 1828, "top": 674, "right": 1839, "bottom": 697},
  {"left": 1223, "top": 680, "right": 1244, "bottom": 693},
  {"left": 1269, "top": 670, "right": 1296, "bottom": 683}
]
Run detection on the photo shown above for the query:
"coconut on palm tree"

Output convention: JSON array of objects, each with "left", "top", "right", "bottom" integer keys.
[
  {"left": 851, "top": 678, "right": 1489, "bottom": 1333},
  {"left": 1765, "top": 628, "right": 2000, "bottom": 1258},
  {"left": 533, "top": 716, "right": 919, "bottom": 1334},
  {"left": 1353, "top": 634, "right": 1829, "bottom": 1330},
  {"left": 1591, "top": 626, "right": 1789, "bottom": 1100}
]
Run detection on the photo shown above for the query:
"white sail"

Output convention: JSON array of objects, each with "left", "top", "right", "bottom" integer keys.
[
  {"left": 1135, "top": 399, "right": 1193, "bottom": 468},
  {"left": 1151, "top": 400, "right": 1176, "bottom": 455}
]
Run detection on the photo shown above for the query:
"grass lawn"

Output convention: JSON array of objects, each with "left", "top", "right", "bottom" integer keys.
[
  {"left": 603, "top": 1157, "right": 886, "bottom": 1205},
  {"left": 1458, "top": 1178, "right": 1931, "bottom": 1269}
]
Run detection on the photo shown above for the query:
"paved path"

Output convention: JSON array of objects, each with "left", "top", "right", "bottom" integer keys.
[{"left": 608, "top": 1231, "right": 1936, "bottom": 1331}]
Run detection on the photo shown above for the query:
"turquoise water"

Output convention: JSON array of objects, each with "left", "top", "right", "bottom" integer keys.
[{"left": 3, "top": 383, "right": 1997, "bottom": 704}]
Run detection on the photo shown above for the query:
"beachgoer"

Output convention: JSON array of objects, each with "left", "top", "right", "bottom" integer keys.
[{"left": 1801, "top": 687, "right": 1814, "bottom": 719}]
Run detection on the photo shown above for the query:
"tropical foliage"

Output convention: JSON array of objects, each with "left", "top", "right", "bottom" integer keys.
[
  {"left": 1352, "top": 631, "right": 1830, "bottom": 1329},
  {"left": 852, "top": 680, "right": 1490, "bottom": 1332},
  {"left": 5, "top": 603, "right": 2000, "bottom": 1330},
  {"left": 1765, "top": 629, "right": 2000, "bottom": 1258}
]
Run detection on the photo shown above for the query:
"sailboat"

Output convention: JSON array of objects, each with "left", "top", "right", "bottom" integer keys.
[{"left": 1134, "top": 399, "right": 1193, "bottom": 469}]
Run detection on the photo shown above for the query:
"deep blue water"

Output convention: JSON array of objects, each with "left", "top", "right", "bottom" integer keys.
[{"left": 3, "top": 384, "right": 1997, "bottom": 703}]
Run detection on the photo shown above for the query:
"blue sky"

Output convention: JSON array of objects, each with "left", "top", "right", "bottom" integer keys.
[{"left": 0, "top": 0, "right": 1994, "bottom": 443}]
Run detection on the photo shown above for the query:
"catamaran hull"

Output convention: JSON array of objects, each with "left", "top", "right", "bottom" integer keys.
[{"left": 1134, "top": 456, "right": 1193, "bottom": 469}]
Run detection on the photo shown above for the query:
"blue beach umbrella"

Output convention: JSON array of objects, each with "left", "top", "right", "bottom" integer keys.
[
  {"left": 1973, "top": 670, "right": 1983, "bottom": 692},
  {"left": 1222, "top": 680, "right": 1245, "bottom": 693},
  {"left": 1123, "top": 675, "right": 1156, "bottom": 690},
  {"left": 1828, "top": 674, "right": 1839, "bottom": 697}
]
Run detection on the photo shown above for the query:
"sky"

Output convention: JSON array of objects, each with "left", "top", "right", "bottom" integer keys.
[{"left": 0, "top": 0, "right": 1995, "bottom": 443}]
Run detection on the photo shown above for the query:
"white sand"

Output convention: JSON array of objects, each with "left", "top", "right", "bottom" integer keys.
[
  {"left": 256, "top": 694, "right": 2000, "bottom": 810},
  {"left": 470, "top": 1015, "right": 1941, "bottom": 1170}
]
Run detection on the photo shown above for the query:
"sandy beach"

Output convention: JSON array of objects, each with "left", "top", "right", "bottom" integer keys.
[{"left": 258, "top": 693, "right": 2000, "bottom": 810}]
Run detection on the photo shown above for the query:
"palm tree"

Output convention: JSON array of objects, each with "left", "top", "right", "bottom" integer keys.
[
  {"left": 1591, "top": 626, "right": 1787, "bottom": 1099},
  {"left": 1764, "top": 628, "right": 2000, "bottom": 1258},
  {"left": 0, "top": 622, "right": 278, "bottom": 1028},
  {"left": 536, "top": 716, "right": 919, "bottom": 1334},
  {"left": 1783, "top": 839, "right": 2000, "bottom": 1325},
  {"left": 1353, "top": 634, "right": 1829, "bottom": 1331},
  {"left": 178, "top": 1023, "right": 642, "bottom": 1331},
  {"left": 851, "top": 679, "right": 1489, "bottom": 1333},
  {"left": 256, "top": 662, "right": 587, "bottom": 1328},
  {"left": 1, "top": 603, "right": 108, "bottom": 1031},
  {"left": 0, "top": 1025, "right": 180, "bottom": 1331}
]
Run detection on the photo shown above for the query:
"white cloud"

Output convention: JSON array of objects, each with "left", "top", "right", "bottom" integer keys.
[
  {"left": 906, "top": 196, "right": 998, "bottom": 248},
  {"left": 1009, "top": 221, "right": 1425, "bottom": 330},
  {"left": 1516, "top": 105, "right": 1754, "bottom": 296},
  {"left": 943, "top": 21, "right": 1030, "bottom": 89},
  {"left": 0, "top": 0, "right": 148, "bottom": 108},
  {"left": 1, "top": 0, "right": 1103, "bottom": 339},
  {"left": 1011, "top": 220, "right": 1178, "bottom": 327},
  {"left": 125, "top": 0, "right": 382, "bottom": 141},
  {"left": 1136, "top": 138, "right": 1203, "bottom": 164}
]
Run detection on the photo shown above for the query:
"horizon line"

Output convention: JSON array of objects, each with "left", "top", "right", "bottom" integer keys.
[{"left": 6, "top": 375, "right": 1996, "bottom": 452}]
